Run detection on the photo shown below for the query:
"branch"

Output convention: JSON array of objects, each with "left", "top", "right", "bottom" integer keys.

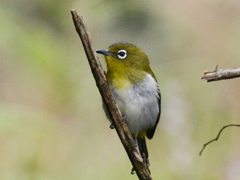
[
  {"left": 201, "top": 65, "right": 240, "bottom": 82},
  {"left": 70, "top": 10, "right": 152, "bottom": 180},
  {"left": 199, "top": 124, "right": 240, "bottom": 156}
]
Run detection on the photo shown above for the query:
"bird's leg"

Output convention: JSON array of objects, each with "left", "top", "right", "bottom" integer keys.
[
  {"left": 122, "top": 113, "right": 127, "bottom": 121},
  {"left": 134, "top": 138, "right": 139, "bottom": 149}
]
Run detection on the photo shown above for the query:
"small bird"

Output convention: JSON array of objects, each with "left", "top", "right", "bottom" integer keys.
[{"left": 96, "top": 42, "right": 161, "bottom": 166}]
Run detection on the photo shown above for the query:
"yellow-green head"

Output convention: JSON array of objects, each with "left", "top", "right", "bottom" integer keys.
[{"left": 96, "top": 42, "right": 155, "bottom": 89}]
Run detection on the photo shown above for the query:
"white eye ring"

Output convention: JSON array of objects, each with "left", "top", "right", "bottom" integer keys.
[{"left": 117, "top": 49, "right": 127, "bottom": 59}]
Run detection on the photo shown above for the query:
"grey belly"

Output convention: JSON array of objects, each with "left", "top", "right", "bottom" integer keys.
[{"left": 112, "top": 86, "right": 159, "bottom": 136}]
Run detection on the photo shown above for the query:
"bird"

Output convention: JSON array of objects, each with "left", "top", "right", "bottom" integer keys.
[{"left": 96, "top": 42, "right": 161, "bottom": 168}]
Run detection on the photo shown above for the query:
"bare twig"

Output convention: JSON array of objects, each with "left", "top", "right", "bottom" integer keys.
[
  {"left": 199, "top": 124, "right": 240, "bottom": 156},
  {"left": 202, "top": 66, "right": 240, "bottom": 82},
  {"left": 70, "top": 10, "right": 152, "bottom": 180}
]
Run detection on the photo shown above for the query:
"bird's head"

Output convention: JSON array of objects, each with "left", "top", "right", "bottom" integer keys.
[
  {"left": 96, "top": 42, "right": 154, "bottom": 88},
  {"left": 96, "top": 42, "right": 150, "bottom": 73}
]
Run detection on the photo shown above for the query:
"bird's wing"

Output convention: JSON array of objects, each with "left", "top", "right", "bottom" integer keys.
[{"left": 146, "top": 87, "right": 161, "bottom": 139}]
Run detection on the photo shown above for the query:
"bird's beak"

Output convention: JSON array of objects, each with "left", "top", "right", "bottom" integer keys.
[{"left": 96, "top": 49, "right": 113, "bottom": 56}]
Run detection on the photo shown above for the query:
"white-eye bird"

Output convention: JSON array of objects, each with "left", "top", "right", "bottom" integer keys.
[{"left": 96, "top": 42, "right": 161, "bottom": 166}]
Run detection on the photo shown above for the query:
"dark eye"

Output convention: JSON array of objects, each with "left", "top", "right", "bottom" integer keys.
[{"left": 117, "top": 49, "right": 127, "bottom": 59}]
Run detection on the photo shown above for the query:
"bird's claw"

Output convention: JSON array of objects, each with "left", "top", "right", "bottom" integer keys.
[
  {"left": 109, "top": 123, "right": 115, "bottom": 129},
  {"left": 131, "top": 167, "right": 135, "bottom": 174},
  {"left": 109, "top": 114, "right": 126, "bottom": 129}
]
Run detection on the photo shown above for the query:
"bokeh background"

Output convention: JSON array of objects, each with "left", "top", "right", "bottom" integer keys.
[{"left": 1, "top": 0, "right": 240, "bottom": 179}]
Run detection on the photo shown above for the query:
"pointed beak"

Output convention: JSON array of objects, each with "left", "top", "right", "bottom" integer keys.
[{"left": 96, "top": 49, "right": 114, "bottom": 56}]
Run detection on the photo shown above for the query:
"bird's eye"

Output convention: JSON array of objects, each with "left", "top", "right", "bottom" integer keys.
[{"left": 117, "top": 50, "right": 127, "bottom": 60}]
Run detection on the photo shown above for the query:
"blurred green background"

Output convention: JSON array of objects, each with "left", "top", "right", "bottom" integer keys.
[{"left": 1, "top": 0, "right": 240, "bottom": 179}]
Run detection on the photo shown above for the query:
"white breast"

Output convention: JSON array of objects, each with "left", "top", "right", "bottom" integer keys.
[{"left": 111, "top": 74, "right": 160, "bottom": 137}]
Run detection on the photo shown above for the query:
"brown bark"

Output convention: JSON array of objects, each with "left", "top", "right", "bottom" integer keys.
[
  {"left": 70, "top": 10, "right": 152, "bottom": 180},
  {"left": 202, "top": 66, "right": 240, "bottom": 82}
]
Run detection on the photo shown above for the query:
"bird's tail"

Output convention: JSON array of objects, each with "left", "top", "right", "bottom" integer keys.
[{"left": 136, "top": 136, "right": 149, "bottom": 162}]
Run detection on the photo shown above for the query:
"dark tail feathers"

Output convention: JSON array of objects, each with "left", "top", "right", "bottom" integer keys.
[{"left": 137, "top": 137, "right": 149, "bottom": 161}]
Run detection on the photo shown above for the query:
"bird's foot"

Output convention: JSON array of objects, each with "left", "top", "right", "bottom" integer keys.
[
  {"left": 130, "top": 155, "right": 150, "bottom": 175},
  {"left": 142, "top": 153, "right": 151, "bottom": 174},
  {"left": 109, "top": 123, "right": 115, "bottom": 129},
  {"left": 142, "top": 153, "right": 150, "bottom": 166},
  {"left": 131, "top": 167, "right": 135, "bottom": 174},
  {"left": 109, "top": 114, "right": 126, "bottom": 129}
]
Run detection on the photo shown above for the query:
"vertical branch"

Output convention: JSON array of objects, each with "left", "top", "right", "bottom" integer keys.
[{"left": 70, "top": 10, "right": 152, "bottom": 180}]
